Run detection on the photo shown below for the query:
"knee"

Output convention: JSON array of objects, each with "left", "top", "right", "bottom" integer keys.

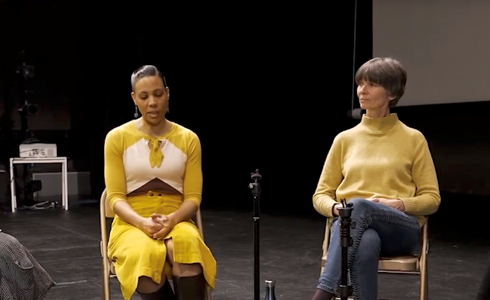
[
  {"left": 349, "top": 198, "right": 371, "bottom": 208},
  {"left": 137, "top": 276, "right": 152, "bottom": 285},
  {"left": 137, "top": 276, "right": 160, "bottom": 293},
  {"left": 349, "top": 198, "right": 376, "bottom": 216},
  {"left": 356, "top": 229, "right": 381, "bottom": 262}
]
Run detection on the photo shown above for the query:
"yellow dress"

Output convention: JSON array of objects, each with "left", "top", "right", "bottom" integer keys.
[{"left": 104, "top": 120, "right": 217, "bottom": 300}]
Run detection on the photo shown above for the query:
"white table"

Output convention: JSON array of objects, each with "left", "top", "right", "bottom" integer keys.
[{"left": 9, "top": 157, "right": 68, "bottom": 212}]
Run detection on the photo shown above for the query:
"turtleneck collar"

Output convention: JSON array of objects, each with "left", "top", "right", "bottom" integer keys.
[{"left": 360, "top": 113, "right": 399, "bottom": 134}]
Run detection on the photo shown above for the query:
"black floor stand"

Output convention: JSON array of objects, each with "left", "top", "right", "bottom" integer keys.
[
  {"left": 249, "top": 169, "right": 262, "bottom": 300},
  {"left": 338, "top": 199, "right": 354, "bottom": 300}
]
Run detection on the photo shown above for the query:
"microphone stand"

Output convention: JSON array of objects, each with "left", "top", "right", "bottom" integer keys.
[
  {"left": 248, "top": 169, "right": 262, "bottom": 300},
  {"left": 338, "top": 199, "right": 354, "bottom": 300}
]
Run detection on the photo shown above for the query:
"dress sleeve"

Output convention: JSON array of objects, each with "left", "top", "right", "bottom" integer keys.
[
  {"left": 183, "top": 132, "right": 203, "bottom": 206},
  {"left": 104, "top": 129, "right": 128, "bottom": 211}
]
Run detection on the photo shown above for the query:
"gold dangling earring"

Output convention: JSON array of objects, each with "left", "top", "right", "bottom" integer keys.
[{"left": 134, "top": 105, "right": 138, "bottom": 118}]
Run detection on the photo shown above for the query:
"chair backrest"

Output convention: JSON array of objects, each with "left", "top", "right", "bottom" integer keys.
[{"left": 100, "top": 189, "right": 115, "bottom": 219}]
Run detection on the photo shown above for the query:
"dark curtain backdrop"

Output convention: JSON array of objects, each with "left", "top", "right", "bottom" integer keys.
[
  {"left": 84, "top": 0, "right": 374, "bottom": 215},
  {"left": 3, "top": 0, "right": 490, "bottom": 233},
  {"left": 1, "top": 0, "right": 373, "bottom": 215}
]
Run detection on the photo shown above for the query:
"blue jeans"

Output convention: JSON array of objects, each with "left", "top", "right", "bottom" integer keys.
[{"left": 318, "top": 198, "right": 421, "bottom": 300}]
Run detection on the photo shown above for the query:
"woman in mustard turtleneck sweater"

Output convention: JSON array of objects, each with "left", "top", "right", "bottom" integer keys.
[{"left": 311, "top": 57, "right": 441, "bottom": 300}]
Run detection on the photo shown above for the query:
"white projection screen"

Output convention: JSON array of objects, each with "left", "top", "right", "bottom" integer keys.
[{"left": 373, "top": 0, "right": 490, "bottom": 107}]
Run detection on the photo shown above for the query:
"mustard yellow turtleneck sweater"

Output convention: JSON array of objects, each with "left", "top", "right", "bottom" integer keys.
[{"left": 313, "top": 113, "right": 440, "bottom": 227}]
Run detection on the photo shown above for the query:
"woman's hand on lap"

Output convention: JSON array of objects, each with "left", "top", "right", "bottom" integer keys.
[
  {"left": 137, "top": 217, "right": 164, "bottom": 238},
  {"left": 151, "top": 213, "right": 177, "bottom": 240},
  {"left": 370, "top": 198, "right": 405, "bottom": 211}
]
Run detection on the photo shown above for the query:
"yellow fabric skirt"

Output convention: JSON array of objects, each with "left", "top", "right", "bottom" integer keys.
[{"left": 107, "top": 192, "right": 217, "bottom": 300}]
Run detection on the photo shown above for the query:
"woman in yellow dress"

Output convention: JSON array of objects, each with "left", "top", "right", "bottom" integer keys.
[{"left": 104, "top": 65, "right": 217, "bottom": 300}]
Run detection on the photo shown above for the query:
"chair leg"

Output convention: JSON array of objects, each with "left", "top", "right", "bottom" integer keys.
[
  {"left": 101, "top": 240, "right": 111, "bottom": 300},
  {"left": 102, "top": 264, "right": 111, "bottom": 300},
  {"left": 419, "top": 257, "right": 429, "bottom": 300},
  {"left": 206, "top": 288, "right": 212, "bottom": 300}
]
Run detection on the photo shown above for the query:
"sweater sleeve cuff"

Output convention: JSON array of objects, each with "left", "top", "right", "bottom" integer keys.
[
  {"left": 399, "top": 197, "right": 418, "bottom": 213},
  {"left": 314, "top": 197, "right": 337, "bottom": 218}
]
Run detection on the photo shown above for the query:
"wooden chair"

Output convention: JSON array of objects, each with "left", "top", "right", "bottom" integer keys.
[
  {"left": 99, "top": 189, "right": 213, "bottom": 300},
  {"left": 320, "top": 217, "right": 429, "bottom": 300}
]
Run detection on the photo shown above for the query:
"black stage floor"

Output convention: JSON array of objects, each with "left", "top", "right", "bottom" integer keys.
[{"left": 0, "top": 194, "right": 488, "bottom": 300}]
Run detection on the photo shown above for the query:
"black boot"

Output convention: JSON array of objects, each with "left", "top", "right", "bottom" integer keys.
[
  {"left": 173, "top": 273, "right": 206, "bottom": 300},
  {"left": 138, "top": 280, "right": 175, "bottom": 300}
]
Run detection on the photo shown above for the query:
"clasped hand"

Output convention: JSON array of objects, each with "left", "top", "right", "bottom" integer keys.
[
  {"left": 369, "top": 198, "right": 405, "bottom": 211},
  {"left": 333, "top": 198, "right": 405, "bottom": 216},
  {"left": 139, "top": 213, "right": 176, "bottom": 240}
]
